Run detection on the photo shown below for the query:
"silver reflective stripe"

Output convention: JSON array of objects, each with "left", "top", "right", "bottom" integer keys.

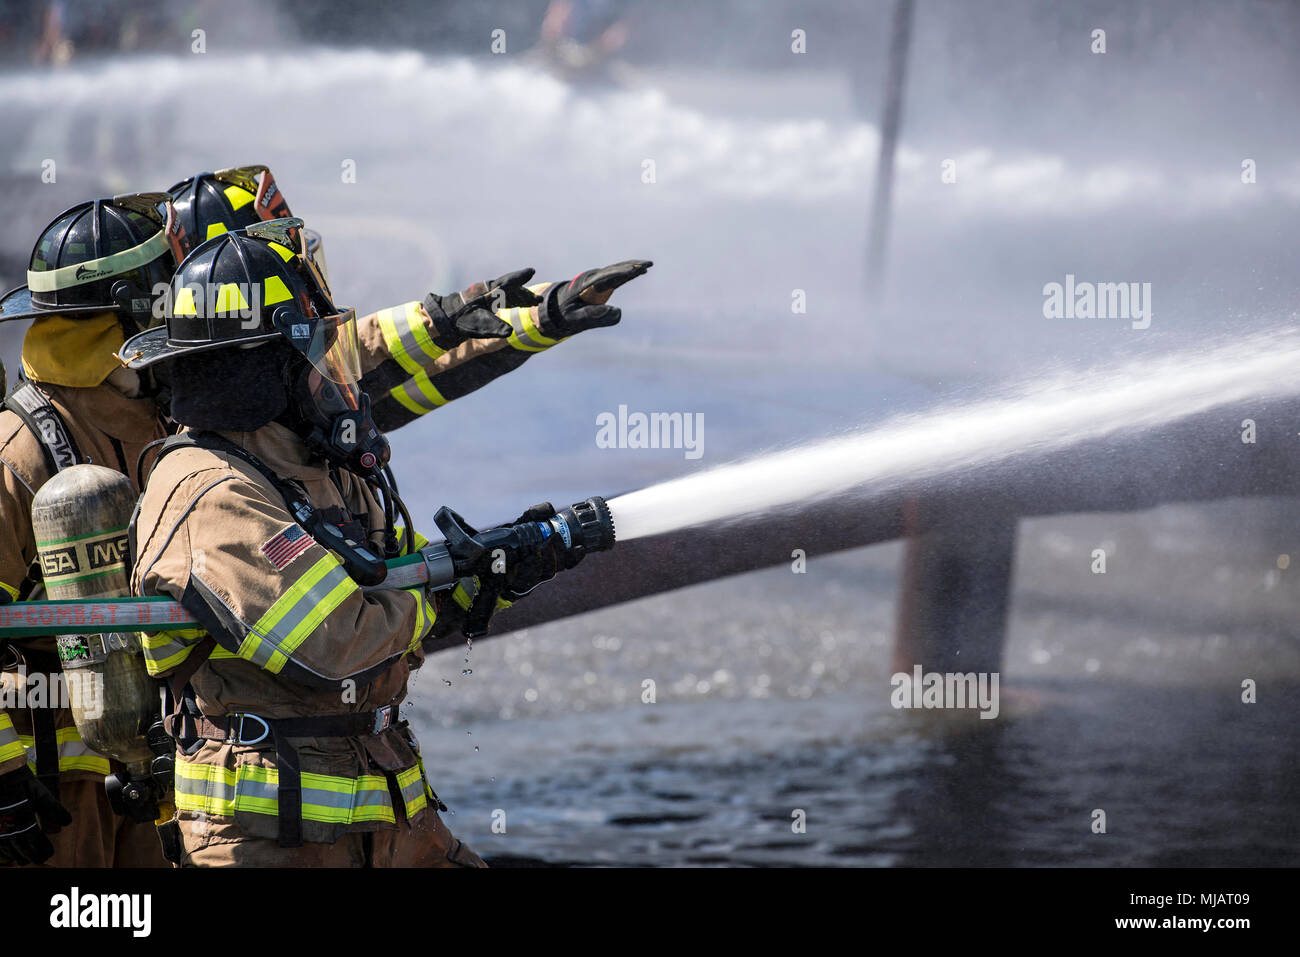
[
  {"left": 175, "top": 763, "right": 399, "bottom": 822},
  {"left": 399, "top": 772, "right": 425, "bottom": 810},
  {"left": 58, "top": 739, "right": 100, "bottom": 761},
  {"left": 396, "top": 302, "right": 444, "bottom": 365},
  {"left": 27, "top": 230, "right": 169, "bottom": 292},
  {"left": 249, "top": 563, "right": 354, "bottom": 668},
  {"left": 175, "top": 767, "right": 235, "bottom": 806},
  {"left": 505, "top": 308, "right": 552, "bottom": 351}
]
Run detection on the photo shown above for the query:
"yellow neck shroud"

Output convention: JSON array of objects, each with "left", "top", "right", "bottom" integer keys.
[{"left": 23, "top": 313, "right": 127, "bottom": 388}]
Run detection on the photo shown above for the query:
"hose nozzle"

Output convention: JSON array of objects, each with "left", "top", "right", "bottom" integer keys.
[{"left": 551, "top": 495, "right": 616, "bottom": 560}]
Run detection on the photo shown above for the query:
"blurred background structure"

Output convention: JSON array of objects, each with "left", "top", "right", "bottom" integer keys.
[{"left": 1, "top": 0, "right": 1298, "bottom": 865}]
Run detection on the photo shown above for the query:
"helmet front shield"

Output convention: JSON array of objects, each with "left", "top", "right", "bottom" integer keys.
[{"left": 212, "top": 165, "right": 292, "bottom": 221}]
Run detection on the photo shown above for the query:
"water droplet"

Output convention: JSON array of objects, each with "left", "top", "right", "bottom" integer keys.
[
  {"left": 462, "top": 668, "right": 473, "bottom": 676},
  {"left": 473, "top": 745, "right": 480, "bottom": 752},
  {"left": 442, "top": 678, "right": 452, "bottom": 686}
]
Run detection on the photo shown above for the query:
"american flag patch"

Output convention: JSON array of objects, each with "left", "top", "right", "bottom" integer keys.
[{"left": 260, "top": 525, "right": 314, "bottom": 571}]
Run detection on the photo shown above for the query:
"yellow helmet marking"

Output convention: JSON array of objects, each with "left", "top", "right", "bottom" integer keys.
[
  {"left": 172, "top": 286, "right": 198, "bottom": 316},
  {"left": 213, "top": 283, "right": 249, "bottom": 313},
  {"left": 263, "top": 275, "right": 292, "bottom": 306},
  {"left": 223, "top": 185, "right": 255, "bottom": 211}
]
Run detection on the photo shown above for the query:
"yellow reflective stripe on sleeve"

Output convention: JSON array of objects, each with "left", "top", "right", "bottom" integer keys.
[
  {"left": 0, "top": 581, "right": 19, "bottom": 601},
  {"left": 389, "top": 370, "right": 448, "bottom": 417},
  {"left": 520, "top": 306, "right": 559, "bottom": 347},
  {"left": 505, "top": 307, "right": 556, "bottom": 352},
  {"left": 247, "top": 554, "right": 358, "bottom": 674},
  {"left": 142, "top": 627, "right": 205, "bottom": 676},
  {"left": 172, "top": 758, "right": 424, "bottom": 825},
  {"left": 376, "top": 307, "right": 410, "bottom": 373},
  {"left": 402, "top": 300, "right": 445, "bottom": 364},
  {"left": 0, "top": 712, "right": 24, "bottom": 765},
  {"left": 449, "top": 578, "right": 506, "bottom": 612},
  {"left": 378, "top": 301, "right": 446, "bottom": 377},
  {"left": 18, "top": 727, "right": 111, "bottom": 777},
  {"left": 390, "top": 382, "right": 432, "bottom": 416},
  {"left": 406, "top": 588, "right": 434, "bottom": 653}
]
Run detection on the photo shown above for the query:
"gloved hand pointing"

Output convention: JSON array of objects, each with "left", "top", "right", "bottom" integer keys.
[
  {"left": 0, "top": 766, "right": 72, "bottom": 866},
  {"left": 534, "top": 259, "right": 653, "bottom": 339}
]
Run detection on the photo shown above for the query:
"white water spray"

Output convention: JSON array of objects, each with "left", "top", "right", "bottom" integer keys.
[{"left": 609, "top": 332, "right": 1300, "bottom": 541}]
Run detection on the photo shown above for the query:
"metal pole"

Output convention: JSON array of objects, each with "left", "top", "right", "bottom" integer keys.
[{"left": 866, "top": 0, "right": 915, "bottom": 294}]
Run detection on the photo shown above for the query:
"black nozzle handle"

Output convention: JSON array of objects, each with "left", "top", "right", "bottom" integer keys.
[{"left": 433, "top": 506, "right": 488, "bottom": 577}]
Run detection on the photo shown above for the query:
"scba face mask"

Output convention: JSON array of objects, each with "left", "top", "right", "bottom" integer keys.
[{"left": 285, "top": 307, "right": 390, "bottom": 476}]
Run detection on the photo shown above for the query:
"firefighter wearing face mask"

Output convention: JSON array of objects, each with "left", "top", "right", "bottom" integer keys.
[
  {"left": 162, "top": 166, "right": 652, "bottom": 433},
  {"left": 123, "top": 219, "right": 632, "bottom": 865},
  {"left": 0, "top": 174, "right": 647, "bottom": 867},
  {"left": 0, "top": 193, "right": 186, "bottom": 868}
]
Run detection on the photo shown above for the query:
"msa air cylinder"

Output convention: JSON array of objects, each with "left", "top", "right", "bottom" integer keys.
[{"left": 31, "top": 464, "right": 156, "bottom": 771}]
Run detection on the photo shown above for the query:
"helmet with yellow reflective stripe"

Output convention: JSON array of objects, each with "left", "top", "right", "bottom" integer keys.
[
  {"left": 121, "top": 218, "right": 339, "bottom": 366},
  {"left": 168, "top": 166, "right": 331, "bottom": 293},
  {"left": 118, "top": 218, "right": 388, "bottom": 475},
  {"left": 0, "top": 192, "right": 187, "bottom": 329}
]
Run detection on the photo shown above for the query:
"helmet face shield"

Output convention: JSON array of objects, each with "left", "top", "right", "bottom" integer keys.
[{"left": 306, "top": 307, "right": 361, "bottom": 386}]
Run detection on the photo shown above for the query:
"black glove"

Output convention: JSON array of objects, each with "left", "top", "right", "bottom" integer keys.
[
  {"left": 535, "top": 259, "right": 653, "bottom": 338},
  {"left": 423, "top": 268, "right": 541, "bottom": 344},
  {"left": 500, "top": 503, "right": 584, "bottom": 599},
  {"left": 0, "top": 766, "right": 72, "bottom": 866}
]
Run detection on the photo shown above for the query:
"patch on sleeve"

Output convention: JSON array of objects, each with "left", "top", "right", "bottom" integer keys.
[{"left": 260, "top": 525, "right": 314, "bottom": 571}]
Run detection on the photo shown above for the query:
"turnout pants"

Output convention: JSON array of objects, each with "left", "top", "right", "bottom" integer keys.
[{"left": 176, "top": 806, "right": 487, "bottom": 868}]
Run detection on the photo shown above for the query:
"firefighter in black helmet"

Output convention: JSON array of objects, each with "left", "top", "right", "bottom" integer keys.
[
  {"left": 124, "top": 219, "right": 607, "bottom": 865},
  {"left": 0, "top": 193, "right": 186, "bottom": 868}
]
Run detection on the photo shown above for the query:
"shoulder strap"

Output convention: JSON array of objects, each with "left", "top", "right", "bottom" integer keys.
[
  {"left": 4, "top": 381, "right": 84, "bottom": 475},
  {"left": 147, "top": 429, "right": 287, "bottom": 494},
  {"left": 157, "top": 430, "right": 389, "bottom": 586}
]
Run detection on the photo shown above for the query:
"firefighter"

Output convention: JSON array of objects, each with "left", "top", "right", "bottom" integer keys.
[
  {"left": 0, "top": 180, "right": 645, "bottom": 867},
  {"left": 0, "top": 193, "right": 183, "bottom": 867},
  {"left": 124, "top": 220, "right": 647, "bottom": 865}
]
